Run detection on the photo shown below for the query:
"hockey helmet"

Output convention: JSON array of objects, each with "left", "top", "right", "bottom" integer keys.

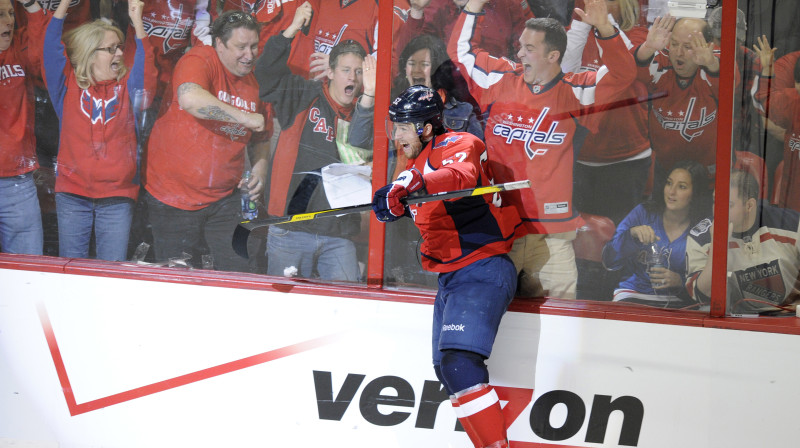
[{"left": 387, "top": 85, "right": 445, "bottom": 137}]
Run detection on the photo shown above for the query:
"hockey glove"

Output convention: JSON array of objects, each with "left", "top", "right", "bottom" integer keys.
[{"left": 372, "top": 168, "right": 425, "bottom": 222}]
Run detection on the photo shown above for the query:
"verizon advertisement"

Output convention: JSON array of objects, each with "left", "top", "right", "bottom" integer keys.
[{"left": 1, "top": 268, "right": 799, "bottom": 448}]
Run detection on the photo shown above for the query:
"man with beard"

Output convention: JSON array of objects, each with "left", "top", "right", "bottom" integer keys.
[{"left": 372, "top": 85, "right": 521, "bottom": 448}]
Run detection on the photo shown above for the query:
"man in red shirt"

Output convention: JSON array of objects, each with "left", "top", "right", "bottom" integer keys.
[
  {"left": 144, "top": 11, "right": 272, "bottom": 272},
  {"left": 634, "top": 16, "right": 725, "bottom": 178},
  {"left": 448, "top": 0, "right": 636, "bottom": 299}
]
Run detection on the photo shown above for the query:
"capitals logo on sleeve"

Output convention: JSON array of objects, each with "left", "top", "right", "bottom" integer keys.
[{"left": 80, "top": 87, "right": 121, "bottom": 124}]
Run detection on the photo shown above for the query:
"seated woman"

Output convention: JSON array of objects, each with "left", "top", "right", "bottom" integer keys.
[{"left": 603, "top": 160, "right": 712, "bottom": 308}]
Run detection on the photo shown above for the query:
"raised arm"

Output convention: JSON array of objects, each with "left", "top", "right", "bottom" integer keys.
[{"left": 635, "top": 15, "right": 674, "bottom": 63}]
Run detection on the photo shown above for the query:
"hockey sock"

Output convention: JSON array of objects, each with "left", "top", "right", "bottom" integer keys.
[{"left": 451, "top": 383, "right": 508, "bottom": 448}]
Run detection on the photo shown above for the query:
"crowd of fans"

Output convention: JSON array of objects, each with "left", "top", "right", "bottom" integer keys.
[{"left": 1, "top": 0, "right": 798, "bottom": 313}]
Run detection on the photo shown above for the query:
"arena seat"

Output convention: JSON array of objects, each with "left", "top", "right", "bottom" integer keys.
[{"left": 575, "top": 213, "right": 619, "bottom": 301}]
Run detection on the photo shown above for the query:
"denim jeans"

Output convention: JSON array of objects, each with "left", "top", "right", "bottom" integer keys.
[
  {"left": 55, "top": 192, "right": 134, "bottom": 261},
  {"left": 144, "top": 190, "right": 251, "bottom": 272},
  {"left": 267, "top": 226, "right": 360, "bottom": 282},
  {"left": 0, "top": 173, "right": 43, "bottom": 255}
]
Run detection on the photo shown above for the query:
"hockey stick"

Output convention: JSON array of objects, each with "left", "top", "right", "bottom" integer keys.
[{"left": 231, "top": 179, "right": 531, "bottom": 259}]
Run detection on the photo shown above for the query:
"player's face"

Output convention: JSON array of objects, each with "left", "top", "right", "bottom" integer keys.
[
  {"left": 328, "top": 53, "right": 364, "bottom": 107},
  {"left": 668, "top": 21, "right": 702, "bottom": 78},
  {"left": 405, "top": 48, "right": 432, "bottom": 88},
  {"left": 0, "top": 0, "right": 16, "bottom": 52},
  {"left": 517, "top": 29, "right": 555, "bottom": 85},
  {"left": 390, "top": 122, "right": 423, "bottom": 159},
  {"left": 664, "top": 168, "right": 693, "bottom": 213},
  {"left": 90, "top": 31, "right": 124, "bottom": 82},
  {"left": 215, "top": 27, "right": 259, "bottom": 77}
]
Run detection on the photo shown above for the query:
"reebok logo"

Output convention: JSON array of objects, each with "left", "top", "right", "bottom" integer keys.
[{"left": 442, "top": 324, "right": 465, "bottom": 332}]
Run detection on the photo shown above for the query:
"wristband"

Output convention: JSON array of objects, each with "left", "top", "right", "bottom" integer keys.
[
  {"left": 362, "top": 93, "right": 374, "bottom": 98},
  {"left": 23, "top": 0, "right": 37, "bottom": 8}
]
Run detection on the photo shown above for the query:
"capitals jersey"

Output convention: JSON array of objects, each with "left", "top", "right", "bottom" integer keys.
[
  {"left": 685, "top": 206, "right": 800, "bottom": 313},
  {"left": 449, "top": 11, "right": 637, "bottom": 234},
  {"left": 565, "top": 21, "right": 650, "bottom": 163},
  {"left": 406, "top": 132, "right": 522, "bottom": 273},
  {"left": 0, "top": 9, "right": 46, "bottom": 177},
  {"left": 43, "top": 16, "right": 156, "bottom": 200},
  {"left": 219, "top": 0, "right": 299, "bottom": 52},
  {"left": 145, "top": 45, "right": 272, "bottom": 210},
  {"left": 138, "top": 0, "right": 198, "bottom": 98},
  {"left": 753, "top": 76, "right": 800, "bottom": 211},
  {"left": 285, "top": 0, "right": 378, "bottom": 78},
  {"left": 37, "top": 0, "right": 92, "bottom": 32},
  {"left": 636, "top": 49, "right": 722, "bottom": 171}
]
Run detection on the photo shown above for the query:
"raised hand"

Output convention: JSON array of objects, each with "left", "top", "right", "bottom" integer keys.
[
  {"left": 753, "top": 35, "right": 777, "bottom": 75},
  {"left": 129, "top": 0, "right": 146, "bottom": 39},
  {"left": 687, "top": 30, "right": 716, "bottom": 68},
  {"left": 574, "top": 0, "right": 611, "bottom": 34},
  {"left": 284, "top": 1, "right": 313, "bottom": 38},
  {"left": 644, "top": 15, "right": 675, "bottom": 53}
]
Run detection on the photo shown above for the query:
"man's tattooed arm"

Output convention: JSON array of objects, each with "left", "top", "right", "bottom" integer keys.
[{"left": 177, "top": 82, "right": 236, "bottom": 122}]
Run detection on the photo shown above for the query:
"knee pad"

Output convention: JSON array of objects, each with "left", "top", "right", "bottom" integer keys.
[{"left": 439, "top": 349, "right": 489, "bottom": 395}]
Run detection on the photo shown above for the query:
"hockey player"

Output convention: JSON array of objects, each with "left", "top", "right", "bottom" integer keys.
[
  {"left": 448, "top": 0, "right": 637, "bottom": 299},
  {"left": 372, "top": 85, "right": 522, "bottom": 448}
]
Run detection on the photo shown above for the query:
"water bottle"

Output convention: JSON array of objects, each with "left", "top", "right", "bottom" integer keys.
[{"left": 241, "top": 171, "right": 258, "bottom": 220}]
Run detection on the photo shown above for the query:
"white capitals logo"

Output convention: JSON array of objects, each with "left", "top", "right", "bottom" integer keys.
[
  {"left": 654, "top": 97, "right": 716, "bottom": 142},
  {"left": 788, "top": 134, "right": 800, "bottom": 155},
  {"left": 491, "top": 107, "right": 566, "bottom": 160}
]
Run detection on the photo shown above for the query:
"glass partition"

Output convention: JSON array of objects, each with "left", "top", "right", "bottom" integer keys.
[
  {"left": 718, "top": 0, "right": 800, "bottom": 316},
  {"left": 8, "top": 0, "right": 798, "bottom": 314}
]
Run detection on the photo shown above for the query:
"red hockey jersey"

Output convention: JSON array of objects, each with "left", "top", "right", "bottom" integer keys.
[
  {"left": 406, "top": 132, "right": 521, "bottom": 273},
  {"left": 449, "top": 11, "right": 637, "bottom": 235},
  {"left": 284, "top": 0, "right": 378, "bottom": 78},
  {"left": 636, "top": 48, "right": 724, "bottom": 171},
  {"left": 754, "top": 76, "right": 800, "bottom": 211}
]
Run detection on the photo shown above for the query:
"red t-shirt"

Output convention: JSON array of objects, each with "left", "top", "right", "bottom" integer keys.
[
  {"left": 0, "top": 9, "right": 46, "bottom": 177},
  {"left": 145, "top": 45, "right": 273, "bottom": 210}
]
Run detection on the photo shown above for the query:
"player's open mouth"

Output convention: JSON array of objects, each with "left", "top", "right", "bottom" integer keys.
[
  {"left": 411, "top": 77, "right": 426, "bottom": 85},
  {"left": 111, "top": 61, "right": 120, "bottom": 72},
  {"left": 344, "top": 84, "right": 355, "bottom": 95},
  {"left": 1, "top": 30, "right": 10, "bottom": 39}
]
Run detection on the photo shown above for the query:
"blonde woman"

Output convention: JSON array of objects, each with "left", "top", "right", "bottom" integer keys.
[{"left": 43, "top": 0, "right": 155, "bottom": 261}]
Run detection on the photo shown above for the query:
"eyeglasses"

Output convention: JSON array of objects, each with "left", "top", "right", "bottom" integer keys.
[
  {"left": 95, "top": 43, "right": 124, "bottom": 54},
  {"left": 224, "top": 11, "right": 256, "bottom": 24}
]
